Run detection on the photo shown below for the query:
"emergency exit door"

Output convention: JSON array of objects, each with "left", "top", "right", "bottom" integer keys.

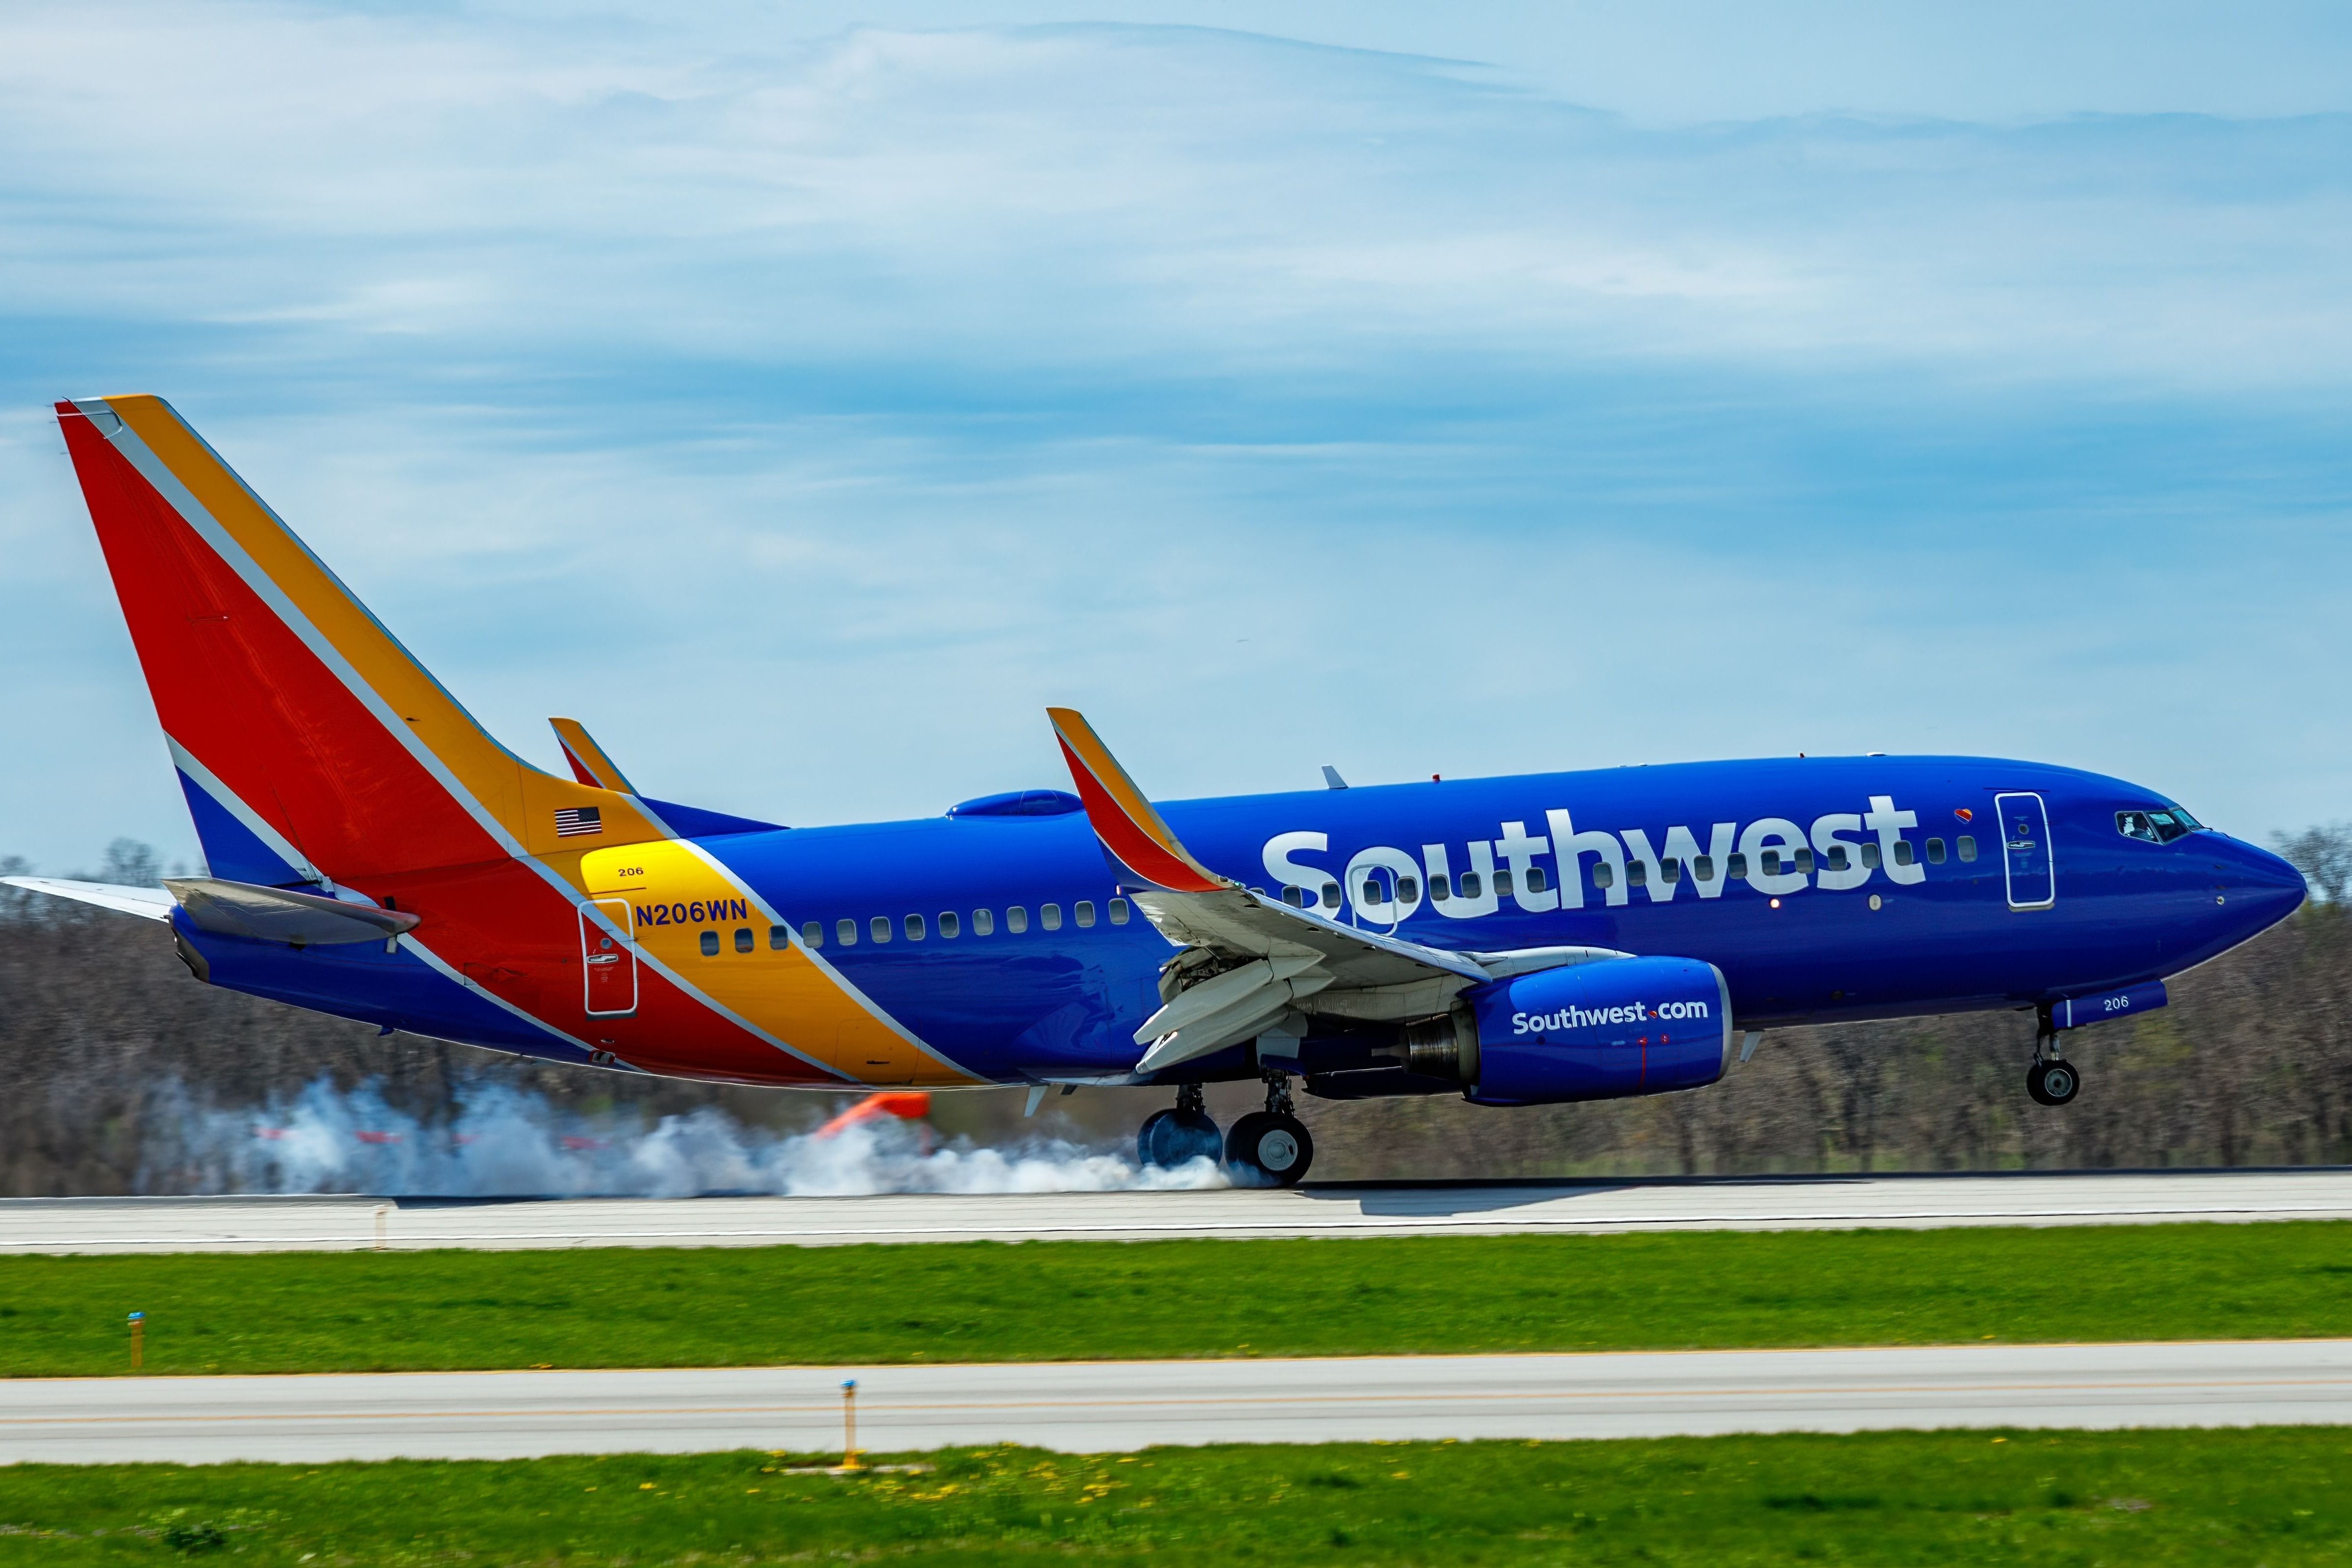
[
  {"left": 1993, "top": 791, "right": 2055, "bottom": 910},
  {"left": 580, "top": 897, "right": 639, "bottom": 1015}
]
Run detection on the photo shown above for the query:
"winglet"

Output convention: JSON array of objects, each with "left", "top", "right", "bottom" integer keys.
[
  {"left": 1046, "top": 708, "right": 1231, "bottom": 894},
  {"left": 549, "top": 717, "right": 639, "bottom": 795}
]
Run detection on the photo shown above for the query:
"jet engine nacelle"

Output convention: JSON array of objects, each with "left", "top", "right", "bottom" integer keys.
[{"left": 1459, "top": 955, "right": 1733, "bottom": 1106}]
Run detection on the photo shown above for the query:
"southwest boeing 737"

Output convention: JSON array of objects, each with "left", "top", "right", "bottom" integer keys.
[{"left": 8, "top": 397, "right": 2309, "bottom": 1183}]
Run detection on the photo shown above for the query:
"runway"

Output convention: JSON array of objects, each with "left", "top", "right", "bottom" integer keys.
[
  {"left": 2, "top": 1168, "right": 2348, "bottom": 1253},
  {"left": 6, "top": 1340, "right": 2349, "bottom": 1463}
]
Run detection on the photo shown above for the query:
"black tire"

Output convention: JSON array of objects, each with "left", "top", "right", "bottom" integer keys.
[
  {"left": 1139, "top": 1107, "right": 1221, "bottom": 1168},
  {"left": 2026, "top": 1058, "right": 2081, "bottom": 1106},
  {"left": 1225, "top": 1111, "right": 1314, "bottom": 1186}
]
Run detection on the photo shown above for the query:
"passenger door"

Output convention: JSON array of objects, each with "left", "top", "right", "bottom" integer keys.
[
  {"left": 1993, "top": 791, "right": 2055, "bottom": 910},
  {"left": 580, "top": 897, "right": 639, "bottom": 1016}
]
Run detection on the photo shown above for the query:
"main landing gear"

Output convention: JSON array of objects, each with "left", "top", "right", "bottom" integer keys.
[
  {"left": 1226, "top": 1073, "right": 1315, "bottom": 1187},
  {"left": 1136, "top": 1077, "right": 1317, "bottom": 1185},
  {"left": 2026, "top": 1007, "right": 2082, "bottom": 1107},
  {"left": 1137, "top": 1084, "right": 1221, "bottom": 1168}
]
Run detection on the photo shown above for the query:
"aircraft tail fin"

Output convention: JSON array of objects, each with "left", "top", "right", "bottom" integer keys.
[{"left": 55, "top": 396, "right": 671, "bottom": 886}]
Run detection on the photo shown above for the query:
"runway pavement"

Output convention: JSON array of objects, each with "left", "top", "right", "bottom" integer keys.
[
  {"left": 6, "top": 1340, "right": 2349, "bottom": 1463},
  {"left": 2, "top": 1168, "right": 2348, "bottom": 1253}
]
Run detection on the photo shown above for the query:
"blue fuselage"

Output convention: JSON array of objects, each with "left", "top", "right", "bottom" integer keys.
[
  {"left": 719, "top": 753, "right": 2301, "bottom": 1081},
  {"left": 186, "top": 752, "right": 2306, "bottom": 1088}
]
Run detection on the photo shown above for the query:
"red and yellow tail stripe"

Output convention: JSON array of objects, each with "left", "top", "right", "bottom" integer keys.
[
  {"left": 1047, "top": 707, "right": 1229, "bottom": 894},
  {"left": 60, "top": 395, "right": 670, "bottom": 875},
  {"left": 57, "top": 395, "right": 980, "bottom": 1090},
  {"left": 549, "top": 717, "right": 639, "bottom": 794}
]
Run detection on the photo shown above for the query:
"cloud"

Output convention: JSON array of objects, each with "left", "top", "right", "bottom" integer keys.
[{"left": 0, "top": 5, "right": 2346, "bottom": 869}]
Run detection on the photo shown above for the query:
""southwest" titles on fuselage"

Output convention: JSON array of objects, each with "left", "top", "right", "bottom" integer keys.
[{"left": 1262, "top": 794, "right": 1933, "bottom": 923}]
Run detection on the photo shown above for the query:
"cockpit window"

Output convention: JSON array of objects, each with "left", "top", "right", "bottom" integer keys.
[{"left": 2118, "top": 808, "right": 2201, "bottom": 844}]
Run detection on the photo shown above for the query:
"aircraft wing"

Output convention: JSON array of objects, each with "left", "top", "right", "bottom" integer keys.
[{"left": 1048, "top": 708, "right": 1621, "bottom": 1072}]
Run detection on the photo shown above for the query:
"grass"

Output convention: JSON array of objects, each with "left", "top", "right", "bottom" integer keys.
[
  {"left": 1, "top": 1432, "right": 2348, "bottom": 1565},
  {"left": 2, "top": 1222, "right": 2350, "bottom": 1377}
]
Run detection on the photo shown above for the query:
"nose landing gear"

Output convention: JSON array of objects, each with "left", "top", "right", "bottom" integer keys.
[
  {"left": 1226, "top": 1072, "right": 1315, "bottom": 1186},
  {"left": 1137, "top": 1083, "right": 1221, "bottom": 1168},
  {"left": 2026, "top": 1007, "right": 2081, "bottom": 1106}
]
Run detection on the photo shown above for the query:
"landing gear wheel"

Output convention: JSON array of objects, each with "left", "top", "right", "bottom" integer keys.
[
  {"left": 1138, "top": 1107, "right": 1221, "bottom": 1168},
  {"left": 2026, "top": 1058, "right": 2080, "bottom": 1106},
  {"left": 1226, "top": 1111, "right": 1314, "bottom": 1186}
]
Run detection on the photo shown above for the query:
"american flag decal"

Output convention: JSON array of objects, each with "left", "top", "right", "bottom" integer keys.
[{"left": 554, "top": 805, "right": 602, "bottom": 837}]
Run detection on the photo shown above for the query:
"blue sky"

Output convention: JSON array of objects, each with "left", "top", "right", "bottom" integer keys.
[{"left": 2, "top": 1, "right": 2348, "bottom": 872}]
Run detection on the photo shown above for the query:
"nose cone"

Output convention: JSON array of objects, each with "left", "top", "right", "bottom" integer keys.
[{"left": 2213, "top": 835, "right": 2308, "bottom": 935}]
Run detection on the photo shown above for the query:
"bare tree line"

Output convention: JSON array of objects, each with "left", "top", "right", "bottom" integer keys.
[{"left": 0, "top": 828, "right": 2344, "bottom": 1194}]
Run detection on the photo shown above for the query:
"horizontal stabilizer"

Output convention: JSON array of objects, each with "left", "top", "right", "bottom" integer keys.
[
  {"left": 1, "top": 877, "right": 175, "bottom": 920},
  {"left": 163, "top": 877, "right": 422, "bottom": 946}
]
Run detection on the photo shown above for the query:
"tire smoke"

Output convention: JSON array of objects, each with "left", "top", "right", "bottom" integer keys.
[{"left": 140, "top": 1079, "right": 1229, "bottom": 1197}]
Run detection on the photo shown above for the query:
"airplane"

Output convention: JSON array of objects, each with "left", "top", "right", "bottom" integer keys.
[{"left": 6, "top": 395, "right": 2309, "bottom": 1186}]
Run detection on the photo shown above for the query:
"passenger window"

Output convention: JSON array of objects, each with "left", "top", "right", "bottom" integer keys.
[
  {"left": 1282, "top": 885, "right": 1305, "bottom": 908},
  {"left": 1321, "top": 883, "right": 1341, "bottom": 909},
  {"left": 1893, "top": 840, "right": 1915, "bottom": 867},
  {"left": 1661, "top": 857, "right": 1680, "bottom": 884},
  {"left": 940, "top": 912, "right": 960, "bottom": 939},
  {"left": 1861, "top": 842, "right": 1882, "bottom": 869},
  {"left": 1628, "top": 861, "right": 1647, "bottom": 886},
  {"left": 1827, "top": 846, "right": 1850, "bottom": 872},
  {"left": 1957, "top": 836, "right": 1977, "bottom": 862},
  {"left": 1591, "top": 863, "right": 1613, "bottom": 889},
  {"left": 699, "top": 930, "right": 720, "bottom": 956},
  {"left": 1007, "top": 906, "right": 1029, "bottom": 933},
  {"left": 1495, "top": 869, "right": 1515, "bottom": 897},
  {"left": 1926, "top": 838, "right": 1946, "bottom": 864},
  {"left": 1727, "top": 853, "right": 1749, "bottom": 879},
  {"left": 870, "top": 915, "right": 891, "bottom": 943},
  {"left": 1041, "top": 904, "right": 1063, "bottom": 930},
  {"left": 836, "top": 917, "right": 857, "bottom": 946},
  {"left": 1075, "top": 900, "right": 1096, "bottom": 928},
  {"left": 1361, "top": 877, "right": 1384, "bottom": 904},
  {"left": 1760, "top": 850, "right": 1781, "bottom": 876},
  {"left": 905, "top": 913, "right": 925, "bottom": 941},
  {"left": 779, "top": 924, "right": 800, "bottom": 950},
  {"left": 734, "top": 927, "right": 754, "bottom": 953},
  {"left": 1397, "top": 877, "right": 1419, "bottom": 902},
  {"left": 1108, "top": 898, "right": 1130, "bottom": 925},
  {"left": 1430, "top": 873, "right": 1451, "bottom": 900},
  {"left": 1795, "top": 848, "right": 1814, "bottom": 874},
  {"left": 1691, "top": 856, "right": 1712, "bottom": 881},
  {"left": 1527, "top": 866, "right": 1548, "bottom": 893},
  {"left": 1460, "top": 872, "right": 1482, "bottom": 898},
  {"left": 974, "top": 908, "right": 995, "bottom": 935}
]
